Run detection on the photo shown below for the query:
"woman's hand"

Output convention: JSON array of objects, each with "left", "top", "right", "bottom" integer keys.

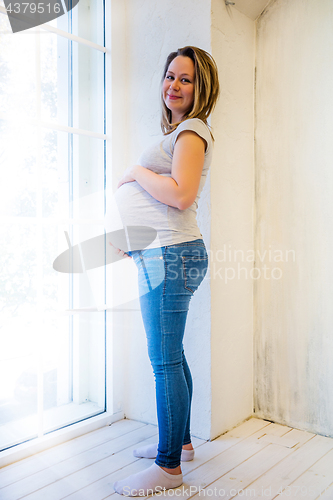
[
  {"left": 109, "top": 242, "right": 132, "bottom": 259},
  {"left": 117, "top": 165, "right": 138, "bottom": 189}
]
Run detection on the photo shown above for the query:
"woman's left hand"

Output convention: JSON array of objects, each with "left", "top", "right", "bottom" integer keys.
[{"left": 117, "top": 165, "right": 137, "bottom": 189}]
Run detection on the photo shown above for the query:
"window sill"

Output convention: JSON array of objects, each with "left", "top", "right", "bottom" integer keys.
[{"left": 0, "top": 411, "right": 124, "bottom": 468}]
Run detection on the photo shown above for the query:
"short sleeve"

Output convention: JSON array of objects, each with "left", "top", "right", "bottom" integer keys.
[{"left": 171, "top": 118, "right": 212, "bottom": 155}]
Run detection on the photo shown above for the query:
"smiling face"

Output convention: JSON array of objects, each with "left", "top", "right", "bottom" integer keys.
[{"left": 162, "top": 55, "right": 195, "bottom": 124}]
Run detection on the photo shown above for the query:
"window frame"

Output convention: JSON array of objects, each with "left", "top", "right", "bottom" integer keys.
[{"left": 0, "top": 0, "right": 115, "bottom": 462}]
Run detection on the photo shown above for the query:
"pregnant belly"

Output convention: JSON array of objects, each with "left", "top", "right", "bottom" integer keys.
[{"left": 114, "top": 181, "right": 167, "bottom": 227}]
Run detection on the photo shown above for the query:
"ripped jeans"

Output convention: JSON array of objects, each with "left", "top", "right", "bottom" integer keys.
[{"left": 130, "top": 239, "right": 208, "bottom": 469}]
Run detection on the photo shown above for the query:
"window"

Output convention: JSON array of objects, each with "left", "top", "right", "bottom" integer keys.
[{"left": 0, "top": 0, "right": 107, "bottom": 451}]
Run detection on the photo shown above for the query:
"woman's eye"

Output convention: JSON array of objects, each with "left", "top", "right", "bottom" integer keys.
[{"left": 165, "top": 75, "right": 191, "bottom": 83}]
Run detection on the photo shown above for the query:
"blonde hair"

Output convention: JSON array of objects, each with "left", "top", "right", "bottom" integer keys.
[{"left": 161, "top": 46, "right": 220, "bottom": 139}]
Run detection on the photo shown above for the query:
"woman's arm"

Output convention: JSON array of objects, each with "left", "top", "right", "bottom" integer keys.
[{"left": 117, "top": 130, "right": 206, "bottom": 210}]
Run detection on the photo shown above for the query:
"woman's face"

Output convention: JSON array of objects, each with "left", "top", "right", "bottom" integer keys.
[{"left": 162, "top": 55, "right": 195, "bottom": 124}]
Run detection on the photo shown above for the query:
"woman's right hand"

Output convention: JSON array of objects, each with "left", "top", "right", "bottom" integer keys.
[{"left": 109, "top": 242, "right": 132, "bottom": 259}]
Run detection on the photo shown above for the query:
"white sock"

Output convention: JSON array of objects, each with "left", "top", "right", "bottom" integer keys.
[
  {"left": 133, "top": 443, "right": 195, "bottom": 461},
  {"left": 113, "top": 462, "right": 183, "bottom": 496}
]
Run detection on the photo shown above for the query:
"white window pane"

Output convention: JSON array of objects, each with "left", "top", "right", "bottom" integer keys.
[
  {"left": 0, "top": 124, "right": 104, "bottom": 220},
  {"left": 0, "top": 223, "right": 39, "bottom": 449},
  {"left": 40, "top": 32, "right": 104, "bottom": 134},
  {"left": 0, "top": 119, "right": 105, "bottom": 223},
  {"left": 0, "top": 17, "right": 38, "bottom": 121},
  {"left": 0, "top": 0, "right": 106, "bottom": 449},
  {"left": 39, "top": 33, "right": 105, "bottom": 133},
  {"left": 72, "top": 133, "right": 105, "bottom": 219},
  {"left": 41, "top": 33, "right": 67, "bottom": 124},
  {"left": 0, "top": 121, "right": 38, "bottom": 217},
  {"left": 1, "top": 0, "right": 104, "bottom": 46},
  {"left": 52, "top": 0, "right": 104, "bottom": 47},
  {"left": 71, "top": 42, "right": 105, "bottom": 134},
  {"left": 0, "top": 18, "right": 104, "bottom": 134},
  {"left": 0, "top": 218, "right": 106, "bottom": 448}
]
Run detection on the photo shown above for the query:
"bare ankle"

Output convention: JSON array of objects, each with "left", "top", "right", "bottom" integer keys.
[{"left": 182, "top": 443, "right": 193, "bottom": 450}]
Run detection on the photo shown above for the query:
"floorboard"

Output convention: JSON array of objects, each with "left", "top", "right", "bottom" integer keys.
[{"left": 0, "top": 417, "right": 332, "bottom": 500}]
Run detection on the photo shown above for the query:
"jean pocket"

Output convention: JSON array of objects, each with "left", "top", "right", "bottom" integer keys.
[{"left": 182, "top": 256, "right": 208, "bottom": 294}]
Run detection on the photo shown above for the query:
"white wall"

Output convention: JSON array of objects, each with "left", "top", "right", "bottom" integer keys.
[
  {"left": 254, "top": 0, "right": 333, "bottom": 437},
  {"left": 210, "top": 0, "right": 255, "bottom": 438}
]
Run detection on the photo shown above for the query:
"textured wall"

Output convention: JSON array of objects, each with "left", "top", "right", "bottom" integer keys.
[
  {"left": 254, "top": 0, "right": 333, "bottom": 436},
  {"left": 210, "top": 0, "right": 255, "bottom": 438}
]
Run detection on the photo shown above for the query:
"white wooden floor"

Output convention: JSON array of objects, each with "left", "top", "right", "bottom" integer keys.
[{"left": 0, "top": 417, "right": 333, "bottom": 499}]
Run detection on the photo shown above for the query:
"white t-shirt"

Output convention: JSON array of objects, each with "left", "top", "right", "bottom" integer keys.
[{"left": 114, "top": 118, "right": 213, "bottom": 250}]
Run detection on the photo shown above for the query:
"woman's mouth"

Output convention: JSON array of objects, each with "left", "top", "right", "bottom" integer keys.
[{"left": 167, "top": 94, "right": 181, "bottom": 100}]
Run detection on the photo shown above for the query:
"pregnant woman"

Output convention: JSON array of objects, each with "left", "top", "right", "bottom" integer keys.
[{"left": 112, "top": 46, "right": 220, "bottom": 496}]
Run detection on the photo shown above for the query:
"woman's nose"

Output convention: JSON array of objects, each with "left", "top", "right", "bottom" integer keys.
[{"left": 170, "top": 79, "right": 179, "bottom": 90}]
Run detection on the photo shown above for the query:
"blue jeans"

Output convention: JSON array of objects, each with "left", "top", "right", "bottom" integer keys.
[{"left": 130, "top": 239, "right": 208, "bottom": 469}]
